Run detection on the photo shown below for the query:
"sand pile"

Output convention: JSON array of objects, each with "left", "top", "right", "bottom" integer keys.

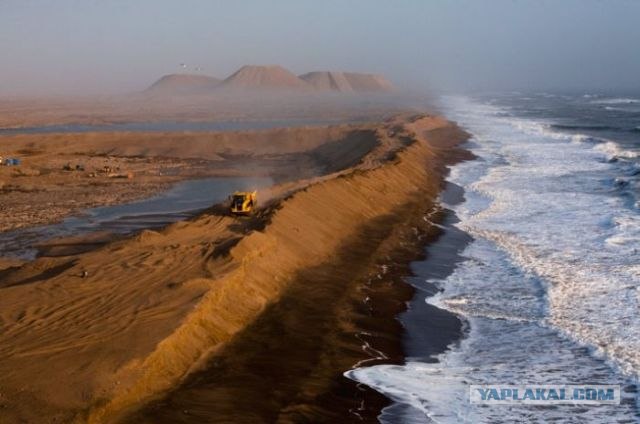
[
  {"left": 219, "top": 65, "right": 312, "bottom": 91},
  {"left": 343, "top": 72, "right": 394, "bottom": 91},
  {"left": 298, "top": 71, "right": 355, "bottom": 92},
  {"left": 299, "top": 71, "right": 394, "bottom": 92}
]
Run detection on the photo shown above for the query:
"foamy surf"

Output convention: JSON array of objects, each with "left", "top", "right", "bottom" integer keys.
[
  {"left": 347, "top": 93, "right": 640, "bottom": 422},
  {"left": 591, "top": 97, "right": 640, "bottom": 105}
]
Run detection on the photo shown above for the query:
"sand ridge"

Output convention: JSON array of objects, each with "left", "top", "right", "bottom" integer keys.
[
  {"left": 88, "top": 115, "right": 465, "bottom": 422},
  {"left": 0, "top": 115, "right": 468, "bottom": 423}
]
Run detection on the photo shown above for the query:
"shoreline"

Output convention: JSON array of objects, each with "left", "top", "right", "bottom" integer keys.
[
  {"left": 374, "top": 181, "right": 473, "bottom": 422},
  {"left": 0, "top": 114, "right": 470, "bottom": 423},
  {"left": 115, "top": 119, "right": 473, "bottom": 423},
  {"left": 124, "top": 183, "right": 444, "bottom": 424}
]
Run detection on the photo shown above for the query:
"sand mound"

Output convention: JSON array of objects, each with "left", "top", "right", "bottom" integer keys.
[
  {"left": 145, "top": 74, "right": 221, "bottom": 95},
  {"left": 298, "top": 71, "right": 355, "bottom": 92},
  {"left": 219, "top": 65, "right": 312, "bottom": 91},
  {"left": 343, "top": 72, "right": 394, "bottom": 92},
  {"left": 299, "top": 71, "right": 393, "bottom": 92}
]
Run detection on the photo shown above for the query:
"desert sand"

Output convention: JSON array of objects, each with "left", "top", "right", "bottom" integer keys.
[
  {"left": 0, "top": 113, "right": 469, "bottom": 423},
  {"left": 0, "top": 124, "right": 379, "bottom": 233}
]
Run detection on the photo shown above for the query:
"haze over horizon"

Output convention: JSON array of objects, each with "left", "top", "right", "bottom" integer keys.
[{"left": 1, "top": 0, "right": 639, "bottom": 96}]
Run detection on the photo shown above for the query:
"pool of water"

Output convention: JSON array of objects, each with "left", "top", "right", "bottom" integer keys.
[
  {"left": 0, "top": 118, "right": 357, "bottom": 135},
  {"left": 0, "top": 176, "right": 272, "bottom": 259}
]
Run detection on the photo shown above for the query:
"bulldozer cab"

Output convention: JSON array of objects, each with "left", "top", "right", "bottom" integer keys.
[{"left": 230, "top": 191, "right": 257, "bottom": 215}]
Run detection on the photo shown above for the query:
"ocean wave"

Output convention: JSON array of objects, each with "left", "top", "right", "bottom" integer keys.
[
  {"left": 550, "top": 123, "right": 615, "bottom": 132},
  {"left": 508, "top": 118, "right": 609, "bottom": 145},
  {"left": 594, "top": 141, "right": 640, "bottom": 159},
  {"left": 347, "top": 317, "right": 639, "bottom": 423},
  {"left": 604, "top": 105, "right": 640, "bottom": 113},
  {"left": 500, "top": 115, "right": 638, "bottom": 161},
  {"left": 591, "top": 97, "right": 640, "bottom": 105},
  {"left": 444, "top": 95, "right": 640, "bottom": 374},
  {"left": 425, "top": 237, "right": 544, "bottom": 323},
  {"left": 605, "top": 215, "right": 640, "bottom": 248}
]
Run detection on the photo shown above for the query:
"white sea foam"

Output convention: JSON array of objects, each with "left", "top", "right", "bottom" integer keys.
[
  {"left": 443, "top": 96, "right": 640, "bottom": 378},
  {"left": 595, "top": 141, "right": 640, "bottom": 159},
  {"left": 592, "top": 97, "right": 640, "bottom": 105},
  {"left": 479, "top": 107, "right": 640, "bottom": 161},
  {"left": 348, "top": 316, "right": 638, "bottom": 423}
]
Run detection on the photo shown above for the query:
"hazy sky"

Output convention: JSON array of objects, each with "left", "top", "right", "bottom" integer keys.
[{"left": 1, "top": 0, "right": 639, "bottom": 95}]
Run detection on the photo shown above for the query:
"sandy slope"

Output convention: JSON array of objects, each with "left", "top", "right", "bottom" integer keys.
[
  {"left": 299, "top": 71, "right": 393, "bottom": 92},
  {"left": 220, "top": 65, "right": 312, "bottom": 91},
  {"left": 0, "top": 115, "right": 468, "bottom": 423}
]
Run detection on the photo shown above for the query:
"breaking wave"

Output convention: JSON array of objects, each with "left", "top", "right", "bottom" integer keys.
[{"left": 591, "top": 97, "right": 640, "bottom": 105}]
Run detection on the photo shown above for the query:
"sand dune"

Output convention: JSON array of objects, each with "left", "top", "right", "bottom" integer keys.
[{"left": 0, "top": 115, "right": 468, "bottom": 423}]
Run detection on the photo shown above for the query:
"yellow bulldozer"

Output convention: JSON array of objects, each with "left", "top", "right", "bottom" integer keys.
[{"left": 230, "top": 190, "right": 257, "bottom": 215}]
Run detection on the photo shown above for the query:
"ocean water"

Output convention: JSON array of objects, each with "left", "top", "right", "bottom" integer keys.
[{"left": 347, "top": 92, "right": 640, "bottom": 422}]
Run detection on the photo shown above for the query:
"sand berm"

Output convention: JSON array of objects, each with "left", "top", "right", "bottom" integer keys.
[{"left": 0, "top": 114, "right": 468, "bottom": 423}]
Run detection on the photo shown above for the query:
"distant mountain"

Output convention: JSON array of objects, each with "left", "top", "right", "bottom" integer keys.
[
  {"left": 145, "top": 74, "right": 221, "bottom": 95},
  {"left": 219, "top": 65, "right": 312, "bottom": 91},
  {"left": 300, "top": 71, "right": 393, "bottom": 92}
]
